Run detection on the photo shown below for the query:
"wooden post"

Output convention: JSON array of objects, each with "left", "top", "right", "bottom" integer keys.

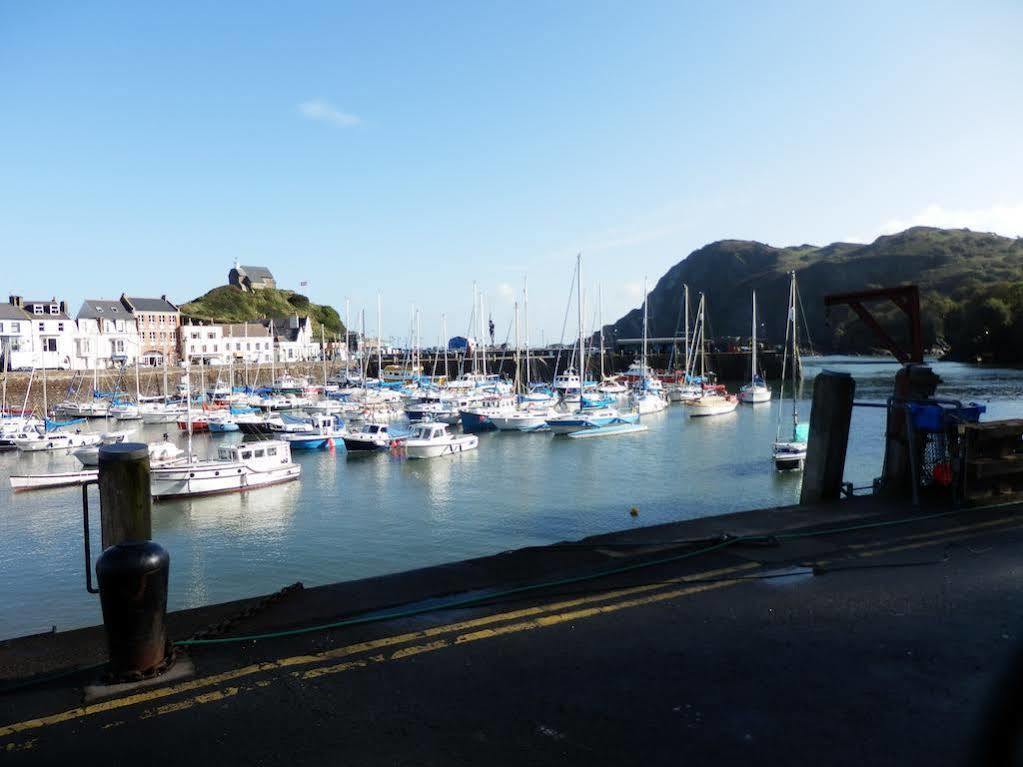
[
  {"left": 879, "top": 364, "right": 941, "bottom": 498},
  {"left": 800, "top": 371, "right": 856, "bottom": 505},
  {"left": 99, "top": 443, "right": 152, "bottom": 549}
]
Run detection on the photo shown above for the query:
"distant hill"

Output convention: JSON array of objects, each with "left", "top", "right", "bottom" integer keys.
[
  {"left": 604, "top": 227, "right": 1023, "bottom": 360},
  {"left": 180, "top": 286, "right": 345, "bottom": 337}
]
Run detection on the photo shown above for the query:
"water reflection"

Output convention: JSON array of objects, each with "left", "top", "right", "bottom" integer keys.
[{"left": 4, "top": 358, "right": 1023, "bottom": 639}]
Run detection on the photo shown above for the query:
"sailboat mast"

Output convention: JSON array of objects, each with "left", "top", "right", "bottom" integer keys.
[
  {"left": 523, "top": 277, "right": 531, "bottom": 387},
  {"left": 642, "top": 277, "right": 649, "bottom": 378},
  {"left": 269, "top": 319, "right": 276, "bottom": 383},
  {"left": 598, "top": 284, "right": 605, "bottom": 381},
  {"left": 344, "top": 298, "right": 351, "bottom": 381},
  {"left": 684, "top": 284, "right": 690, "bottom": 378},
  {"left": 513, "top": 301, "right": 520, "bottom": 394},
  {"left": 480, "top": 290, "right": 487, "bottom": 377},
  {"left": 576, "top": 254, "right": 584, "bottom": 386},
  {"left": 376, "top": 292, "right": 382, "bottom": 383},
  {"left": 321, "top": 325, "right": 327, "bottom": 387},
  {"left": 791, "top": 272, "right": 799, "bottom": 426},
  {"left": 42, "top": 358, "right": 48, "bottom": 420},
  {"left": 184, "top": 363, "right": 193, "bottom": 458},
  {"left": 751, "top": 291, "right": 757, "bottom": 388},
  {"left": 442, "top": 314, "right": 449, "bottom": 381}
]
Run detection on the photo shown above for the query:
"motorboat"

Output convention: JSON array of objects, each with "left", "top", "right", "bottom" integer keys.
[
  {"left": 459, "top": 395, "right": 518, "bottom": 433},
  {"left": 72, "top": 437, "right": 185, "bottom": 467},
  {"left": 282, "top": 414, "right": 346, "bottom": 450},
  {"left": 141, "top": 402, "right": 188, "bottom": 424},
  {"left": 596, "top": 377, "right": 628, "bottom": 396},
  {"left": 54, "top": 400, "right": 110, "bottom": 419},
  {"left": 14, "top": 427, "right": 102, "bottom": 452},
  {"left": 341, "top": 423, "right": 394, "bottom": 452},
  {"left": 401, "top": 422, "right": 478, "bottom": 459},
  {"left": 149, "top": 440, "right": 301, "bottom": 500},
  {"left": 545, "top": 405, "right": 639, "bottom": 435}
]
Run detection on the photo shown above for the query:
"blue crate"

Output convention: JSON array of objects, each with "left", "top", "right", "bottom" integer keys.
[{"left": 908, "top": 402, "right": 986, "bottom": 433}]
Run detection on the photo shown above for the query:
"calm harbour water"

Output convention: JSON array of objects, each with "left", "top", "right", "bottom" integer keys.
[{"left": 3, "top": 358, "right": 1022, "bottom": 640}]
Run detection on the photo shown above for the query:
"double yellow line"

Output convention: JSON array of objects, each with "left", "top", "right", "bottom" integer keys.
[{"left": 3, "top": 512, "right": 1020, "bottom": 743}]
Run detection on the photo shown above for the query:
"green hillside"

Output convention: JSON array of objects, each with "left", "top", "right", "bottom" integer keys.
[
  {"left": 180, "top": 286, "right": 345, "bottom": 337},
  {"left": 605, "top": 227, "right": 1023, "bottom": 361}
]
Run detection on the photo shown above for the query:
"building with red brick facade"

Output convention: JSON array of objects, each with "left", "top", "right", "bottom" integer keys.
[{"left": 120, "top": 294, "right": 180, "bottom": 366}]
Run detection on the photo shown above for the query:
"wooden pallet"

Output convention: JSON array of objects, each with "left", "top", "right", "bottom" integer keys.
[{"left": 963, "top": 420, "right": 1023, "bottom": 505}]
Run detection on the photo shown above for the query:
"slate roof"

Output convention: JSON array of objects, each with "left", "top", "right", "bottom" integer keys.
[
  {"left": 123, "top": 296, "right": 178, "bottom": 313},
  {"left": 77, "top": 300, "right": 131, "bottom": 320},
  {"left": 240, "top": 265, "right": 274, "bottom": 283},
  {"left": 223, "top": 322, "right": 270, "bottom": 338},
  {"left": 21, "top": 300, "right": 71, "bottom": 320},
  {"left": 0, "top": 305, "right": 31, "bottom": 321}
]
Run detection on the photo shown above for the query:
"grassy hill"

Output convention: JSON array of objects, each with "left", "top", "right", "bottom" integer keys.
[
  {"left": 605, "top": 227, "right": 1023, "bottom": 361},
  {"left": 180, "top": 286, "right": 345, "bottom": 337}
]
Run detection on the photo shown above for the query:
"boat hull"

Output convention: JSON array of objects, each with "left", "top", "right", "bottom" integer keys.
[
  {"left": 773, "top": 441, "right": 807, "bottom": 471},
  {"left": 738, "top": 387, "right": 772, "bottom": 404},
  {"left": 405, "top": 435, "right": 478, "bottom": 459},
  {"left": 150, "top": 462, "right": 301, "bottom": 500},
  {"left": 687, "top": 398, "right": 738, "bottom": 417}
]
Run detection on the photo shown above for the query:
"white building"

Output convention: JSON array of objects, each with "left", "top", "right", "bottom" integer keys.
[
  {"left": 272, "top": 316, "right": 319, "bottom": 362},
  {"left": 75, "top": 300, "right": 142, "bottom": 369},
  {"left": 0, "top": 303, "right": 34, "bottom": 371},
  {"left": 0, "top": 296, "right": 77, "bottom": 370},
  {"left": 179, "top": 321, "right": 274, "bottom": 366}
]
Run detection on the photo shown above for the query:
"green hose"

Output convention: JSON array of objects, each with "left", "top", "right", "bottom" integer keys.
[{"left": 176, "top": 500, "right": 1021, "bottom": 648}]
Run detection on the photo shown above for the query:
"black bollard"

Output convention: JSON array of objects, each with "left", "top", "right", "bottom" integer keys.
[
  {"left": 84, "top": 443, "right": 171, "bottom": 678},
  {"left": 96, "top": 541, "right": 170, "bottom": 676},
  {"left": 800, "top": 371, "right": 856, "bottom": 505}
]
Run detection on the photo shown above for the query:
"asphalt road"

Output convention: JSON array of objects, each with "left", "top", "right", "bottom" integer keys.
[{"left": 4, "top": 501, "right": 1023, "bottom": 766}]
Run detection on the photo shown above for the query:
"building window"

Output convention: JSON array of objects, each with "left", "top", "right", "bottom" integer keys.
[
  {"left": 208, "top": 332, "right": 216, "bottom": 339},
  {"left": 97, "top": 307, "right": 104, "bottom": 313},
  {"left": 58, "top": 322, "right": 64, "bottom": 332},
  {"left": 44, "top": 338, "right": 57, "bottom": 352},
  {"left": 49, "top": 304, "right": 59, "bottom": 314},
  {"left": 10, "top": 322, "right": 19, "bottom": 333},
  {"left": 38, "top": 322, "right": 44, "bottom": 332},
  {"left": 33, "top": 305, "right": 43, "bottom": 315}
]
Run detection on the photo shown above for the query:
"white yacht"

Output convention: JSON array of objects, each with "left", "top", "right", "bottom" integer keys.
[
  {"left": 14, "top": 427, "right": 102, "bottom": 453},
  {"left": 401, "top": 422, "right": 478, "bottom": 459},
  {"left": 150, "top": 440, "right": 300, "bottom": 500},
  {"left": 341, "top": 423, "right": 394, "bottom": 452}
]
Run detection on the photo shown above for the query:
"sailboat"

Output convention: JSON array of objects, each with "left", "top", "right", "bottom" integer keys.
[
  {"left": 596, "top": 285, "right": 627, "bottom": 396},
  {"left": 629, "top": 279, "right": 667, "bottom": 415},
  {"left": 685, "top": 296, "right": 738, "bottom": 417},
  {"left": 773, "top": 271, "right": 809, "bottom": 470},
  {"left": 738, "top": 291, "right": 772, "bottom": 404},
  {"left": 546, "top": 255, "right": 641, "bottom": 435}
]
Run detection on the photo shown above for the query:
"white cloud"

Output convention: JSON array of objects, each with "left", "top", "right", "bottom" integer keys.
[
  {"left": 298, "top": 99, "right": 361, "bottom": 128},
  {"left": 849, "top": 202, "right": 1023, "bottom": 243},
  {"left": 623, "top": 281, "right": 644, "bottom": 301}
]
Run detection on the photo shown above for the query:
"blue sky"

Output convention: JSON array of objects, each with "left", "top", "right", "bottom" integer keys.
[{"left": 2, "top": 1, "right": 1021, "bottom": 344}]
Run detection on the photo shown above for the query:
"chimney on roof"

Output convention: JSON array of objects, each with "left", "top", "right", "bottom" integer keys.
[
  {"left": 161, "top": 294, "right": 167, "bottom": 301},
  {"left": 9, "top": 295, "right": 22, "bottom": 308}
]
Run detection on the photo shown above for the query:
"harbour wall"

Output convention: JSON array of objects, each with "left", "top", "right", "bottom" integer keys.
[{"left": 1, "top": 352, "right": 786, "bottom": 414}]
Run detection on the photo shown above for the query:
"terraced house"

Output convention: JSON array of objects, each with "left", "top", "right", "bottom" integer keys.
[
  {"left": 1, "top": 296, "right": 76, "bottom": 369},
  {"left": 75, "top": 299, "right": 141, "bottom": 369},
  {"left": 120, "top": 294, "right": 180, "bottom": 366}
]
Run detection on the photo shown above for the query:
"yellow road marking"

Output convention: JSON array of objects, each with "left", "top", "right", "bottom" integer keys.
[
  {"left": 0, "top": 561, "right": 756, "bottom": 739},
  {"left": 847, "top": 515, "right": 1022, "bottom": 550},
  {"left": 4, "top": 512, "right": 1019, "bottom": 742}
]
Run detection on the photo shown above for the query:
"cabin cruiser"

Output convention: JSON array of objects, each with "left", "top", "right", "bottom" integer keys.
[
  {"left": 282, "top": 414, "right": 346, "bottom": 450},
  {"left": 341, "top": 423, "right": 394, "bottom": 452},
  {"left": 401, "top": 422, "right": 478, "bottom": 459},
  {"left": 596, "top": 377, "right": 628, "bottom": 396},
  {"left": 54, "top": 400, "right": 110, "bottom": 419},
  {"left": 150, "top": 440, "right": 300, "bottom": 500},
  {"left": 13, "top": 426, "right": 103, "bottom": 452},
  {"left": 73, "top": 437, "right": 186, "bottom": 467},
  {"left": 141, "top": 402, "right": 188, "bottom": 424},
  {"left": 459, "top": 394, "right": 518, "bottom": 433}
]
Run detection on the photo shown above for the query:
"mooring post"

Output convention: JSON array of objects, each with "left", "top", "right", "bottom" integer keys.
[
  {"left": 99, "top": 443, "right": 152, "bottom": 549},
  {"left": 800, "top": 370, "right": 856, "bottom": 505},
  {"left": 90, "top": 443, "right": 172, "bottom": 678},
  {"left": 879, "top": 364, "right": 941, "bottom": 498}
]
